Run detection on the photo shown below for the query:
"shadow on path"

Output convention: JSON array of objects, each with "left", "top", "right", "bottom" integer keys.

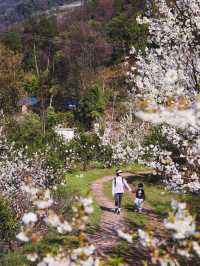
[{"left": 100, "top": 205, "right": 115, "bottom": 213}]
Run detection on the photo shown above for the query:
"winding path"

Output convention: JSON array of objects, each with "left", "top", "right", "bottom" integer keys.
[{"left": 89, "top": 172, "right": 165, "bottom": 264}]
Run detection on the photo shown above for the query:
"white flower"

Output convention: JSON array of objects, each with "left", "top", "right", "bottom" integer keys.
[
  {"left": 177, "top": 248, "right": 191, "bottom": 258},
  {"left": 84, "top": 206, "right": 94, "bottom": 214},
  {"left": 26, "top": 253, "right": 38, "bottom": 262},
  {"left": 130, "top": 47, "right": 136, "bottom": 55},
  {"left": 57, "top": 221, "right": 72, "bottom": 234},
  {"left": 117, "top": 230, "right": 133, "bottom": 243},
  {"left": 34, "top": 199, "right": 53, "bottom": 209},
  {"left": 138, "top": 229, "right": 151, "bottom": 247},
  {"left": 22, "top": 212, "right": 38, "bottom": 225},
  {"left": 80, "top": 197, "right": 94, "bottom": 214},
  {"left": 45, "top": 211, "right": 61, "bottom": 227},
  {"left": 72, "top": 245, "right": 95, "bottom": 260},
  {"left": 164, "top": 201, "right": 196, "bottom": 239},
  {"left": 193, "top": 241, "right": 200, "bottom": 256},
  {"left": 16, "top": 231, "right": 29, "bottom": 242}
]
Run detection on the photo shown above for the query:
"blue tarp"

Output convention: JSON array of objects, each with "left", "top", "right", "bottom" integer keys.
[{"left": 18, "top": 96, "right": 38, "bottom": 106}]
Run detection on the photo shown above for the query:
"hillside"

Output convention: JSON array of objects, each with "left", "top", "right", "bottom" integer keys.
[{"left": 0, "top": 0, "right": 79, "bottom": 30}]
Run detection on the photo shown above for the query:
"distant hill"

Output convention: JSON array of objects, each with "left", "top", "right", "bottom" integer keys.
[{"left": 0, "top": 0, "right": 79, "bottom": 30}]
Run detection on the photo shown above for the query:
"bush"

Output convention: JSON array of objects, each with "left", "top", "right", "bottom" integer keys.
[
  {"left": 47, "top": 107, "right": 75, "bottom": 128},
  {"left": 66, "top": 132, "right": 113, "bottom": 170},
  {"left": 0, "top": 253, "right": 28, "bottom": 266},
  {"left": 0, "top": 197, "right": 19, "bottom": 246},
  {"left": 7, "top": 112, "right": 67, "bottom": 181}
]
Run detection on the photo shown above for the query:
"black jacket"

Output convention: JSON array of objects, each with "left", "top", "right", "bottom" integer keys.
[{"left": 136, "top": 188, "right": 145, "bottom": 200}]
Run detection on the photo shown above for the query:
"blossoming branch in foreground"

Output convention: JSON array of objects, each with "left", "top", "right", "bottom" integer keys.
[{"left": 16, "top": 182, "right": 99, "bottom": 266}]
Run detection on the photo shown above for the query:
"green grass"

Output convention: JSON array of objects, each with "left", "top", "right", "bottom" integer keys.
[
  {"left": 127, "top": 175, "right": 200, "bottom": 222},
  {"left": 122, "top": 164, "right": 152, "bottom": 173},
  {"left": 103, "top": 167, "right": 200, "bottom": 231},
  {"left": 0, "top": 252, "right": 28, "bottom": 266},
  {"left": 65, "top": 168, "right": 115, "bottom": 225}
]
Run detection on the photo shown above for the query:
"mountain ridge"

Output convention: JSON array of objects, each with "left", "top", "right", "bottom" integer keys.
[{"left": 0, "top": 0, "right": 80, "bottom": 30}]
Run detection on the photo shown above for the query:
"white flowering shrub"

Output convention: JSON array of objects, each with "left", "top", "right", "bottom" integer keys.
[{"left": 0, "top": 138, "right": 63, "bottom": 215}]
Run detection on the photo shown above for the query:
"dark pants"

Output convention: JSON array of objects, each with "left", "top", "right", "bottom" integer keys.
[{"left": 115, "top": 193, "right": 123, "bottom": 208}]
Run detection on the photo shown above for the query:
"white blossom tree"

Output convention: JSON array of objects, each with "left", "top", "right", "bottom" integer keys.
[{"left": 126, "top": 0, "right": 200, "bottom": 192}]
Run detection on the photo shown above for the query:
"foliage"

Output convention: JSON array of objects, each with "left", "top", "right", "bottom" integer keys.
[
  {"left": 0, "top": 44, "right": 24, "bottom": 114},
  {"left": 47, "top": 107, "right": 75, "bottom": 128},
  {"left": 66, "top": 132, "right": 110, "bottom": 170},
  {"left": 23, "top": 72, "right": 39, "bottom": 94},
  {"left": 0, "top": 197, "right": 19, "bottom": 244},
  {"left": 143, "top": 126, "right": 167, "bottom": 147},
  {"left": 1, "top": 30, "right": 22, "bottom": 53},
  {"left": 7, "top": 112, "right": 68, "bottom": 173},
  {"left": 106, "top": 11, "right": 148, "bottom": 60},
  {"left": 0, "top": 253, "right": 28, "bottom": 266},
  {"left": 78, "top": 85, "right": 106, "bottom": 130}
]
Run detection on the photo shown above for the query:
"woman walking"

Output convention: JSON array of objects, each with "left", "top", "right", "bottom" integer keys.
[{"left": 112, "top": 170, "right": 132, "bottom": 214}]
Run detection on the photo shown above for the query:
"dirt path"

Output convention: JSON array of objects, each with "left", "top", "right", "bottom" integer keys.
[
  {"left": 89, "top": 174, "right": 127, "bottom": 254},
  {"left": 89, "top": 172, "right": 165, "bottom": 264}
]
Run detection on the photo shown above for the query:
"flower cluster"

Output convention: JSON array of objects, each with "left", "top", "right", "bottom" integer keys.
[
  {"left": 118, "top": 200, "right": 200, "bottom": 265},
  {"left": 137, "top": 200, "right": 200, "bottom": 265},
  {"left": 0, "top": 138, "right": 63, "bottom": 215},
  {"left": 17, "top": 181, "right": 99, "bottom": 266},
  {"left": 123, "top": 0, "right": 200, "bottom": 192}
]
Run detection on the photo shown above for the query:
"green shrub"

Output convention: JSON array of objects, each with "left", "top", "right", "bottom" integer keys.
[
  {"left": 66, "top": 132, "right": 113, "bottom": 170},
  {"left": 47, "top": 107, "right": 75, "bottom": 128},
  {"left": 0, "top": 197, "right": 19, "bottom": 245},
  {"left": 52, "top": 184, "right": 79, "bottom": 221},
  {"left": 0, "top": 253, "right": 28, "bottom": 266},
  {"left": 143, "top": 125, "right": 166, "bottom": 147}
]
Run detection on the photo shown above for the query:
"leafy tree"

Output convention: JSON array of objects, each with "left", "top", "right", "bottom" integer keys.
[
  {"left": 114, "top": 0, "right": 124, "bottom": 14},
  {"left": 107, "top": 12, "right": 148, "bottom": 60},
  {"left": 23, "top": 72, "right": 39, "bottom": 94},
  {"left": 68, "top": 132, "right": 101, "bottom": 170},
  {"left": 78, "top": 85, "right": 106, "bottom": 130},
  {"left": 1, "top": 30, "right": 22, "bottom": 53},
  {"left": 47, "top": 107, "right": 75, "bottom": 128}
]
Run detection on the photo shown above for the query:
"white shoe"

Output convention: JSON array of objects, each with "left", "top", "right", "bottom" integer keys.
[{"left": 117, "top": 208, "right": 121, "bottom": 215}]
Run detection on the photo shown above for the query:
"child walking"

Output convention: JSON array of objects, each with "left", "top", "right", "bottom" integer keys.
[
  {"left": 134, "top": 183, "right": 145, "bottom": 213},
  {"left": 112, "top": 170, "right": 132, "bottom": 215}
]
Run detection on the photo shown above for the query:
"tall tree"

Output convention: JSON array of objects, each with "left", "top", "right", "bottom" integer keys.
[{"left": 0, "top": 45, "right": 24, "bottom": 114}]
